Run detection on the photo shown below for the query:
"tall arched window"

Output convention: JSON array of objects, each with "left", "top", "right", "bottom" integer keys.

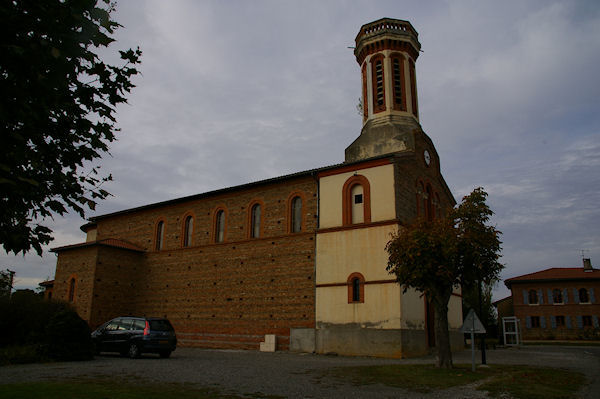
[
  {"left": 347, "top": 272, "right": 365, "bottom": 303},
  {"left": 214, "top": 209, "right": 225, "bottom": 243},
  {"left": 409, "top": 58, "right": 418, "bottom": 117},
  {"left": 290, "top": 195, "right": 303, "bottom": 233},
  {"left": 155, "top": 220, "right": 165, "bottom": 250},
  {"left": 425, "top": 184, "right": 433, "bottom": 221},
  {"left": 361, "top": 62, "right": 368, "bottom": 120},
  {"left": 250, "top": 203, "right": 261, "bottom": 238},
  {"left": 390, "top": 53, "right": 406, "bottom": 111},
  {"left": 342, "top": 175, "right": 371, "bottom": 226},
  {"left": 183, "top": 215, "right": 193, "bottom": 247},
  {"left": 68, "top": 277, "right": 76, "bottom": 302},
  {"left": 579, "top": 288, "right": 589, "bottom": 303},
  {"left": 370, "top": 55, "right": 386, "bottom": 113}
]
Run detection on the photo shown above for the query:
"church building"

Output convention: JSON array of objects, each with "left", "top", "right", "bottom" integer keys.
[{"left": 50, "top": 18, "right": 463, "bottom": 358}]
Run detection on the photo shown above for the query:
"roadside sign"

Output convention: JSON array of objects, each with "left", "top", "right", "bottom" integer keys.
[{"left": 460, "top": 309, "right": 486, "bottom": 334}]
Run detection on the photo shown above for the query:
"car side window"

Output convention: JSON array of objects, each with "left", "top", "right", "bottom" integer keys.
[
  {"left": 106, "top": 321, "right": 120, "bottom": 331},
  {"left": 120, "top": 318, "right": 134, "bottom": 330},
  {"left": 133, "top": 319, "right": 145, "bottom": 330}
]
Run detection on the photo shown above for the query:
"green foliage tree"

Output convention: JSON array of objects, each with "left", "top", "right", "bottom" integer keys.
[
  {"left": 0, "top": 270, "right": 11, "bottom": 298},
  {"left": 0, "top": 0, "right": 142, "bottom": 255},
  {"left": 386, "top": 187, "right": 502, "bottom": 368}
]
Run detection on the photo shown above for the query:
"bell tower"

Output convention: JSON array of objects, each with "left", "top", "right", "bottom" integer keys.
[{"left": 345, "top": 18, "right": 422, "bottom": 162}]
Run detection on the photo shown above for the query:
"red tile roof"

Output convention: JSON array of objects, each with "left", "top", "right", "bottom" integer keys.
[
  {"left": 51, "top": 239, "right": 145, "bottom": 253},
  {"left": 505, "top": 267, "right": 600, "bottom": 288}
]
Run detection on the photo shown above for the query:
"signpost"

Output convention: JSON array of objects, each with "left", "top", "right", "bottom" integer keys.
[{"left": 460, "top": 309, "right": 486, "bottom": 371}]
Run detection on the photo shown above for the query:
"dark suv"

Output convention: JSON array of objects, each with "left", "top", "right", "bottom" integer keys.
[{"left": 91, "top": 316, "right": 177, "bottom": 358}]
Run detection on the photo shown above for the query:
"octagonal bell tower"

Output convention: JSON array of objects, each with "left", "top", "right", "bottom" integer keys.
[{"left": 345, "top": 18, "right": 422, "bottom": 162}]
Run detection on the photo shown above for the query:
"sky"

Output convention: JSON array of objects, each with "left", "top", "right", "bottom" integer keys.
[{"left": 3, "top": 0, "right": 600, "bottom": 302}]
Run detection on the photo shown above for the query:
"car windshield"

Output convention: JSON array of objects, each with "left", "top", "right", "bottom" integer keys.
[{"left": 149, "top": 319, "right": 173, "bottom": 331}]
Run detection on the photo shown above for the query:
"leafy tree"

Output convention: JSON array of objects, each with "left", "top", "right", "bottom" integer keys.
[
  {"left": 0, "top": 0, "right": 142, "bottom": 255},
  {"left": 386, "top": 187, "right": 502, "bottom": 368},
  {"left": 0, "top": 270, "right": 11, "bottom": 298}
]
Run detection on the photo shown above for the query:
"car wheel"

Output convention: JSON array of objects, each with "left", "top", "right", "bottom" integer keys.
[
  {"left": 159, "top": 350, "right": 171, "bottom": 358},
  {"left": 128, "top": 343, "right": 140, "bottom": 359}
]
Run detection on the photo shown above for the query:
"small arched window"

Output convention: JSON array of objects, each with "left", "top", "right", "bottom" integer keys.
[
  {"left": 528, "top": 289, "right": 538, "bottom": 305},
  {"left": 215, "top": 209, "right": 225, "bottom": 243},
  {"left": 579, "top": 288, "right": 589, "bottom": 303},
  {"left": 291, "top": 196, "right": 302, "bottom": 233},
  {"left": 347, "top": 272, "right": 365, "bottom": 303},
  {"left": 68, "top": 277, "right": 76, "bottom": 302},
  {"left": 155, "top": 220, "right": 165, "bottom": 250},
  {"left": 183, "top": 215, "right": 193, "bottom": 247},
  {"left": 250, "top": 203, "right": 261, "bottom": 238}
]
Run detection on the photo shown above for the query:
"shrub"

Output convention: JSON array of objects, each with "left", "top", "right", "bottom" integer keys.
[{"left": 42, "top": 310, "right": 93, "bottom": 361}]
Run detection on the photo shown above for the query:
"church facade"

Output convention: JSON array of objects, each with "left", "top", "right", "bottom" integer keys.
[{"left": 50, "top": 18, "right": 463, "bottom": 358}]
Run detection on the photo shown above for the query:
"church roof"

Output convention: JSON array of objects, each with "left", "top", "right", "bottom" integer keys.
[
  {"left": 51, "top": 238, "right": 145, "bottom": 253},
  {"left": 504, "top": 267, "right": 600, "bottom": 288}
]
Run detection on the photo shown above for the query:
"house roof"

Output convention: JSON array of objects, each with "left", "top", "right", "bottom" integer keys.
[
  {"left": 51, "top": 238, "right": 145, "bottom": 253},
  {"left": 504, "top": 267, "right": 600, "bottom": 289}
]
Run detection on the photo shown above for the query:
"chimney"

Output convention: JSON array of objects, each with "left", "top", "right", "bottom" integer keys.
[{"left": 583, "top": 258, "right": 593, "bottom": 272}]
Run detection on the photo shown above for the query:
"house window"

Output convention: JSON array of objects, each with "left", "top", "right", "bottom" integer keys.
[
  {"left": 183, "top": 215, "right": 193, "bottom": 247},
  {"left": 370, "top": 55, "right": 386, "bottom": 113},
  {"left": 68, "top": 277, "right": 76, "bottom": 302},
  {"left": 290, "top": 196, "right": 303, "bottom": 233},
  {"left": 391, "top": 54, "right": 406, "bottom": 111},
  {"left": 582, "top": 315, "right": 592, "bottom": 327},
  {"left": 555, "top": 315, "right": 565, "bottom": 327},
  {"left": 579, "top": 288, "right": 589, "bottom": 303},
  {"left": 214, "top": 209, "right": 226, "bottom": 243},
  {"left": 531, "top": 316, "right": 540, "bottom": 328},
  {"left": 250, "top": 203, "right": 261, "bottom": 238},
  {"left": 528, "top": 289, "right": 538, "bottom": 305},
  {"left": 347, "top": 272, "right": 365, "bottom": 303},
  {"left": 155, "top": 220, "right": 165, "bottom": 250},
  {"left": 552, "top": 288, "right": 563, "bottom": 304},
  {"left": 342, "top": 175, "right": 371, "bottom": 226}
]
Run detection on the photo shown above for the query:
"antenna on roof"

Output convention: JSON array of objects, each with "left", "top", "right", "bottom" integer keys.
[{"left": 580, "top": 249, "right": 589, "bottom": 258}]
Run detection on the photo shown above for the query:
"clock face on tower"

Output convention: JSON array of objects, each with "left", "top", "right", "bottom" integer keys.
[{"left": 424, "top": 150, "right": 431, "bottom": 166}]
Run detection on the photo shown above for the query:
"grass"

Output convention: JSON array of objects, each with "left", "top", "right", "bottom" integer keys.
[
  {"left": 0, "top": 379, "right": 284, "bottom": 399},
  {"left": 330, "top": 364, "right": 587, "bottom": 398}
]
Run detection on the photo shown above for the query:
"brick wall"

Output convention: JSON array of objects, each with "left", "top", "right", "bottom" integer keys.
[
  {"left": 393, "top": 129, "right": 455, "bottom": 224},
  {"left": 55, "top": 175, "right": 318, "bottom": 350},
  {"left": 511, "top": 281, "right": 600, "bottom": 340}
]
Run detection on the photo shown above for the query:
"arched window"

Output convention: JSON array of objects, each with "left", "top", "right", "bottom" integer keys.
[
  {"left": 579, "top": 288, "right": 589, "bottom": 303},
  {"left": 552, "top": 288, "right": 563, "bottom": 304},
  {"left": 183, "top": 215, "right": 193, "bottom": 247},
  {"left": 347, "top": 272, "right": 365, "bottom": 303},
  {"left": 250, "top": 203, "right": 261, "bottom": 238},
  {"left": 390, "top": 53, "right": 406, "bottom": 111},
  {"left": 361, "top": 62, "right": 368, "bottom": 120},
  {"left": 155, "top": 220, "right": 165, "bottom": 250},
  {"left": 214, "top": 209, "right": 226, "bottom": 243},
  {"left": 370, "top": 54, "right": 386, "bottom": 113},
  {"left": 290, "top": 196, "right": 302, "bottom": 233},
  {"left": 351, "top": 184, "right": 364, "bottom": 224},
  {"left": 68, "top": 277, "right": 76, "bottom": 302},
  {"left": 528, "top": 289, "right": 538, "bottom": 305},
  {"left": 409, "top": 58, "right": 418, "bottom": 117},
  {"left": 342, "top": 175, "right": 371, "bottom": 226}
]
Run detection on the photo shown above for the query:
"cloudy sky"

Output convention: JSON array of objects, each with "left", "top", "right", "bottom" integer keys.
[{"left": 4, "top": 0, "right": 600, "bottom": 301}]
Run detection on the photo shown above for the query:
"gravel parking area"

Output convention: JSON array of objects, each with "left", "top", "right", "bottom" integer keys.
[{"left": 1, "top": 346, "right": 598, "bottom": 398}]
